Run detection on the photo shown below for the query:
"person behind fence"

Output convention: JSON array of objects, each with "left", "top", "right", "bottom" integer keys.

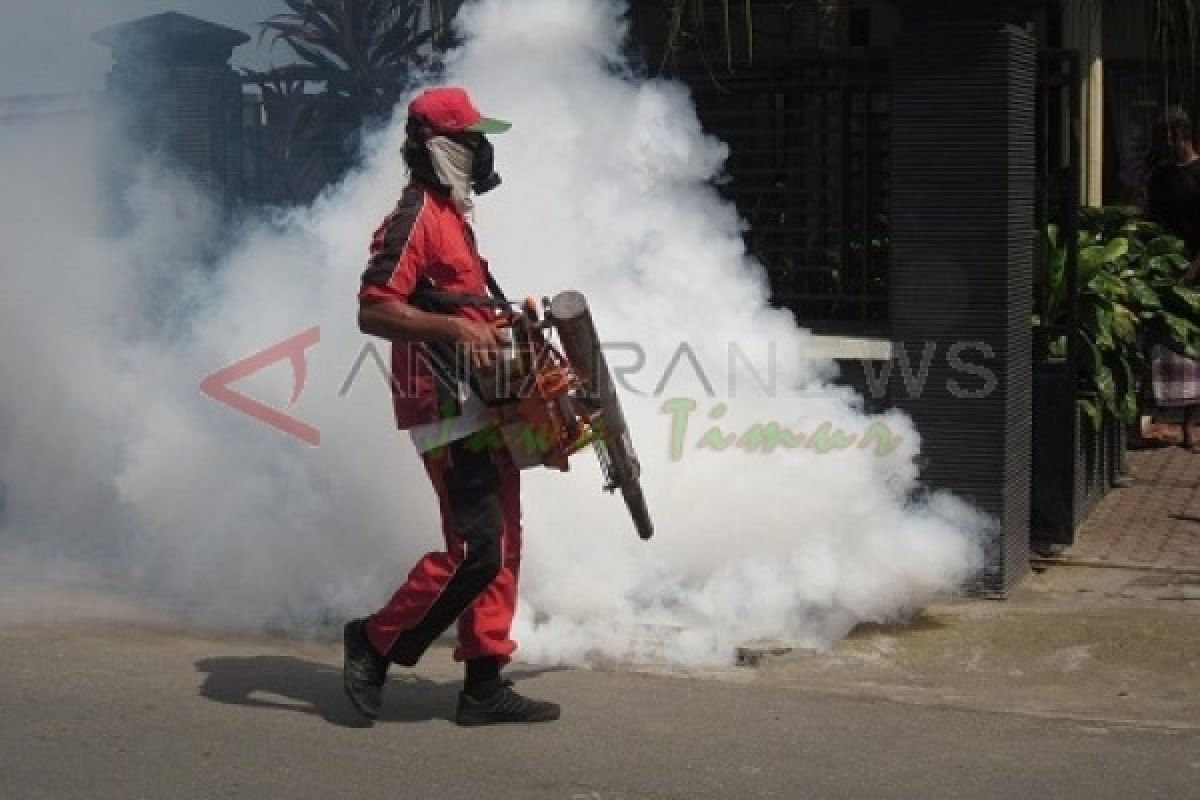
[
  {"left": 1145, "top": 106, "right": 1200, "bottom": 449},
  {"left": 344, "top": 87, "right": 560, "bottom": 726}
]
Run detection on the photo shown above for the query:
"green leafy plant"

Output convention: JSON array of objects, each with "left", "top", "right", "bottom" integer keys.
[{"left": 1038, "top": 206, "right": 1200, "bottom": 428}]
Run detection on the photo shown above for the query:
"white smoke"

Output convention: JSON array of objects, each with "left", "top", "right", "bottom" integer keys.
[{"left": 0, "top": 0, "right": 986, "bottom": 666}]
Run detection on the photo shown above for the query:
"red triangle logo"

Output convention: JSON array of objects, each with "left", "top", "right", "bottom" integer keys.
[{"left": 200, "top": 327, "right": 321, "bottom": 446}]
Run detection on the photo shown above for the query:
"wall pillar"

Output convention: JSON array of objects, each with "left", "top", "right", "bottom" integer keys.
[
  {"left": 890, "top": 1, "right": 1036, "bottom": 593},
  {"left": 1064, "top": 0, "right": 1105, "bottom": 205}
]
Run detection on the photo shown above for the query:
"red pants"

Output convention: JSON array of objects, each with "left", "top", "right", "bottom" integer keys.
[{"left": 365, "top": 438, "right": 522, "bottom": 665}]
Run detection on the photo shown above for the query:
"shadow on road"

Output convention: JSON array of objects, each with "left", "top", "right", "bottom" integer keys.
[
  {"left": 197, "top": 655, "right": 380, "bottom": 728},
  {"left": 195, "top": 655, "right": 557, "bottom": 728}
]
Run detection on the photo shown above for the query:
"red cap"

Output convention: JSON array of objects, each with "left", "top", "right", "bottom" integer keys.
[{"left": 408, "top": 87, "right": 511, "bottom": 135}]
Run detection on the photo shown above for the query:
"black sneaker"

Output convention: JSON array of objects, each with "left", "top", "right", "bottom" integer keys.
[
  {"left": 455, "top": 680, "right": 561, "bottom": 727},
  {"left": 343, "top": 618, "right": 388, "bottom": 719}
]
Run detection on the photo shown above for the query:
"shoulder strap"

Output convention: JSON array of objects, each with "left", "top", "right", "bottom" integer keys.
[
  {"left": 410, "top": 275, "right": 510, "bottom": 312},
  {"left": 485, "top": 272, "right": 509, "bottom": 304}
]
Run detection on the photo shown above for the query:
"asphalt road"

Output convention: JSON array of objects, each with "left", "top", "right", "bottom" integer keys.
[{"left": 1, "top": 620, "right": 1197, "bottom": 800}]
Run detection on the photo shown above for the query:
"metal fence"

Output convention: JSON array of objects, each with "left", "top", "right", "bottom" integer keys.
[
  {"left": 1031, "top": 48, "right": 1123, "bottom": 545},
  {"left": 678, "top": 52, "right": 892, "bottom": 336}
]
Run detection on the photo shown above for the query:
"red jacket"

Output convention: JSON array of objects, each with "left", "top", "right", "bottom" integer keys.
[{"left": 359, "top": 184, "right": 495, "bottom": 430}]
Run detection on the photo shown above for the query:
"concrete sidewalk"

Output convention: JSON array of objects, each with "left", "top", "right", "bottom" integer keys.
[
  {"left": 742, "top": 566, "right": 1199, "bottom": 729},
  {"left": 1057, "top": 442, "right": 1200, "bottom": 570},
  {"left": 739, "top": 445, "right": 1200, "bottom": 729}
]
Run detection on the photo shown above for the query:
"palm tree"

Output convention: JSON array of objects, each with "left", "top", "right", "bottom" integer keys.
[
  {"left": 426, "top": 0, "right": 465, "bottom": 49},
  {"left": 243, "top": 67, "right": 335, "bottom": 204},
  {"left": 247, "top": 0, "right": 447, "bottom": 202},
  {"left": 260, "top": 0, "right": 438, "bottom": 126}
]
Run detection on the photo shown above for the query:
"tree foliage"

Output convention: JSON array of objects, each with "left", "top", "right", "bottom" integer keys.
[
  {"left": 260, "top": 0, "right": 437, "bottom": 122},
  {"left": 245, "top": 0, "right": 450, "bottom": 203}
]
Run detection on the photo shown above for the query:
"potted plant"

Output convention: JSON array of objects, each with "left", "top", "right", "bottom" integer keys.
[
  {"left": 1040, "top": 206, "right": 1200, "bottom": 425},
  {"left": 1033, "top": 205, "right": 1200, "bottom": 541}
]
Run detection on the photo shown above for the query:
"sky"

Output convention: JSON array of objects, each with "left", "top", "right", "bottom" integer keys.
[{"left": 0, "top": 1, "right": 289, "bottom": 97}]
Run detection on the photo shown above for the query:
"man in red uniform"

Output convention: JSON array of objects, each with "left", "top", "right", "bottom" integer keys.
[{"left": 345, "top": 87, "right": 559, "bottom": 726}]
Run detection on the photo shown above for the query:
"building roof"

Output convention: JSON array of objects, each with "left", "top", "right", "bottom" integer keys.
[{"left": 92, "top": 12, "right": 251, "bottom": 53}]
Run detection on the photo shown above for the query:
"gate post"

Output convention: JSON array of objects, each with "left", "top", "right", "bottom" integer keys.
[
  {"left": 93, "top": 12, "right": 250, "bottom": 215},
  {"left": 889, "top": 1, "right": 1036, "bottom": 593}
]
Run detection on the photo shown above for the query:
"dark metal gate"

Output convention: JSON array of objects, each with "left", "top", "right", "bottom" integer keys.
[
  {"left": 1031, "top": 48, "right": 1121, "bottom": 545},
  {"left": 682, "top": 52, "right": 892, "bottom": 337},
  {"left": 1034, "top": 49, "right": 1082, "bottom": 368}
]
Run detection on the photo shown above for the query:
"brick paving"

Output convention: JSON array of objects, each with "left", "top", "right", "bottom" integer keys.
[{"left": 1064, "top": 434, "right": 1200, "bottom": 571}]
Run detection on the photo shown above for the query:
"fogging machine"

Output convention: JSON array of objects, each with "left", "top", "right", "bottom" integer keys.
[{"left": 414, "top": 285, "right": 654, "bottom": 541}]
